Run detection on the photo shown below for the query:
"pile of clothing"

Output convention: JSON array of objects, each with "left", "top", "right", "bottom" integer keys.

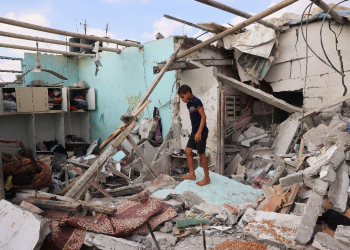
[
  {"left": 48, "top": 89, "right": 63, "bottom": 110},
  {"left": 36, "top": 141, "right": 67, "bottom": 156},
  {"left": 2, "top": 92, "right": 17, "bottom": 112},
  {"left": 70, "top": 90, "right": 88, "bottom": 111}
]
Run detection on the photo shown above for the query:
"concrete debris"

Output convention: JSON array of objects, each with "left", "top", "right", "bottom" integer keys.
[
  {"left": 295, "top": 179, "right": 329, "bottom": 245},
  {"left": 231, "top": 174, "right": 245, "bottom": 183},
  {"left": 328, "top": 161, "right": 349, "bottom": 213},
  {"left": 84, "top": 232, "right": 141, "bottom": 250},
  {"left": 279, "top": 172, "right": 303, "bottom": 191},
  {"left": 224, "top": 153, "right": 242, "bottom": 176},
  {"left": 266, "top": 165, "right": 287, "bottom": 187},
  {"left": 0, "top": 200, "right": 51, "bottom": 250},
  {"left": 290, "top": 203, "right": 306, "bottom": 216},
  {"left": 272, "top": 118, "right": 301, "bottom": 156},
  {"left": 139, "top": 118, "right": 158, "bottom": 140},
  {"left": 165, "top": 199, "right": 184, "bottom": 213},
  {"left": 312, "top": 232, "right": 349, "bottom": 250},
  {"left": 145, "top": 232, "right": 178, "bottom": 249},
  {"left": 334, "top": 225, "right": 350, "bottom": 247},
  {"left": 303, "top": 124, "right": 328, "bottom": 151}
]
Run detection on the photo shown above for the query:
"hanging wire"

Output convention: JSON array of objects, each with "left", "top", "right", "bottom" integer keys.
[{"left": 319, "top": 0, "right": 348, "bottom": 76}]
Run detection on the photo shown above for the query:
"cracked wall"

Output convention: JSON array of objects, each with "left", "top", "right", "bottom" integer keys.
[{"left": 264, "top": 20, "right": 350, "bottom": 111}]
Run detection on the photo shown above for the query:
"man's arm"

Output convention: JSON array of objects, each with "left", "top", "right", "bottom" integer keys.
[{"left": 195, "top": 106, "right": 207, "bottom": 142}]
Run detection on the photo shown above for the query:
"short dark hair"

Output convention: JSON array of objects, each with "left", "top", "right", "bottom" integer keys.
[{"left": 178, "top": 85, "right": 192, "bottom": 95}]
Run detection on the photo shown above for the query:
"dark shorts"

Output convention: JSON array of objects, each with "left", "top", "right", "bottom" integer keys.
[{"left": 186, "top": 127, "right": 209, "bottom": 154}]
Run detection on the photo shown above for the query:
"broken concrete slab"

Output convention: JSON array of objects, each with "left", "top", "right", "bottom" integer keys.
[
  {"left": 231, "top": 174, "right": 245, "bottom": 183},
  {"left": 243, "top": 209, "right": 302, "bottom": 249},
  {"left": 153, "top": 168, "right": 262, "bottom": 207},
  {"left": 272, "top": 117, "right": 301, "bottom": 156},
  {"left": 279, "top": 172, "right": 303, "bottom": 191},
  {"left": 84, "top": 232, "right": 140, "bottom": 250},
  {"left": 334, "top": 225, "right": 350, "bottom": 247},
  {"left": 139, "top": 118, "right": 158, "bottom": 140},
  {"left": 258, "top": 137, "right": 273, "bottom": 147},
  {"left": 236, "top": 164, "right": 246, "bottom": 175},
  {"left": 0, "top": 200, "right": 51, "bottom": 250},
  {"left": 319, "top": 165, "right": 337, "bottom": 183},
  {"left": 138, "top": 140, "right": 157, "bottom": 164},
  {"left": 146, "top": 232, "right": 178, "bottom": 248},
  {"left": 312, "top": 232, "right": 349, "bottom": 250},
  {"left": 122, "top": 134, "right": 140, "bottom": 153},
  {"left": 329, "top": 161, "right": 349, "bottom": 213},
  {"left": 303, "top": 124, "right": 328, "bottom": 151},
  {"left": 303, "top": 143, "right": 345, "bottom": 188},
  {"left": 295, "top": 179, "right": 329, "bottom": 245},
  {"left": 241, "top": 133, "right": 269, "bottom": 147},
  {"left": 266, "top": 165, "right": 287, "bottom": 187},
  {"left": 243, "top": 126, "right": 266, "bottom": 138},
  {"left": 224, "top": 154, "right": 242, "bottom": 176},
  {"left": 291, "top": 203, "right": 306, "bottom": 216}
]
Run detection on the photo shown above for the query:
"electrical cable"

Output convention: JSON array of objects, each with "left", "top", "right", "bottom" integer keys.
[{"left": 319, "top": 0, "right": 348, "bottom": 76}]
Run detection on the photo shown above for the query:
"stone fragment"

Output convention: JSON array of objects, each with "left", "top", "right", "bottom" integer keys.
[
  {"left": 236, "top": 164, "right": 246, "bottom": 175},
  {"left": 84, "top": 232, "right": 140, "bottom": 250},
  {"left": 146, "top": 232, "right": 178, "bottom": 248},
  {"left": 0, "top": 200, "right": 51, "bottom": 250},
  {"left": 297, "top": 189, "right": 312, "bottom": 200},
  {"left": 329, "top": 161, "right": 349, "bottom": 213},
  {"left": 303, "top": 124, "right": 328, "bottom": 151},
  {"left": 122, "top": 134, "right": 140, "bottom": 153},
  {"left": 160, "top": 222, "right": 174, "bottom": 233},
  {"left": 231, "top": 174, "right": 245, "bottom": 183},
  {"left": 257, "top": 137, "right": 273, "bottom": 147},
  {"left": 334, "top": 225, "right": 350, "bottom": 247},
  {"left": 291, "top": 203, "right": 306, "bottom": 216},
  {"left": 295, "top": 179, "right": 329, "bottom": 244},
  {"left": 272, "top": 117, "right": 301, "bottom": 155},
  {"left": 319, "top": 165, "right": 337, "bottom": 183},
  {"left": 303, "top": 143, "right": 345, "bottom": 188},
  {"left": 224, "top": 154, "right": 242, "bottom": 176},
  {"left": 279, "top": 172, "right": 303, "bottom": 191},
  {"left": 345, "top": 151, "right": 350, "bottom": 160},
  {"left": 266, "top": 165, "right": 287, "bottom": 187},
  {"left": 165, "top": 199, "right": 183, "bottom": 213},
  {"left": 138, "top": 140, "right": 157, "bottom": 165},
  {"left": 312, "top": 232, "right": 348, "bottom": 250},
  {"left": 139, "top": 118, "right": 158, "bottom": 140}
]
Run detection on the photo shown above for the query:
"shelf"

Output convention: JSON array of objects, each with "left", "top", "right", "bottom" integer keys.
[{"left": 70, "top": 110, "right": 87, "bottom": 113}]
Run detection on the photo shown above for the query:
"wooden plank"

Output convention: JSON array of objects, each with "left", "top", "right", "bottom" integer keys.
[
  {"left": 164, "top": 15, "right": 216, "bottom": 33},
  {"left": 297, "top": 93, "right": 350, "bottom": 120},
  {"left": 279, "top": 183, "right": 300, "bottom": 214},
  {"left": 295, "top": 139, "right": 305, "bottom": 172},
  {"left": 27, "top": 194, "right": 57, "bottom": 200},
  {"left": 99, "top": 100, "right": 151, "bottom": 150},
  {"left": 270, "top": 154, "right": 297, "bottom": 168},
  {"left": 259, "top": 185, "right": 289, "bottom": 212},
  {"left": 220, "top": 90, "right": 225, "bottom": 175},
  {"left": 105, "top": 161, "right": 132, "bottom": 181},
  {"left": 197, "top": 22, "right": 228, "bottom": 32},
  {"left": 68, "top": 163, "right": 113, "bottom": 198},
  {"left": 126, "top": 134, "right": 157, "bottom": 178},
  {"left": 65, "top": 122, "right": 136, "bottom": 199},
  {"left": 24, "top": 199, "right": 81, "bottom": 212},
  {"left": 217, "top": 73, "right": 302, "bottom": 113},
  {"left": 79, "top": 200, "right": 116, "bottom": 215},
  {"left": 67, "top": 160, "right": 90, "bottom": 169}
]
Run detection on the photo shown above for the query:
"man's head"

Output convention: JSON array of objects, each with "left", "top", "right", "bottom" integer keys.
[{"left": 178, "top": 85, "right": 193, "bottom": 103}]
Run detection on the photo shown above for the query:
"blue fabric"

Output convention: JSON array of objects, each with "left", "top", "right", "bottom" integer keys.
[{"left": 186, "top": 96, "right": 207, "bottom": 134}]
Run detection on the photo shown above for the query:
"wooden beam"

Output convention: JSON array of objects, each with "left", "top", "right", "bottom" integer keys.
[
  {"left": 194, "top": 0, "right": 282, "bottom": 32},
  {"left": 0, "top": 69, "right": 22, "bottom": 73},
  {"left": 270, "top": 155, "right": 297, "bottom": 168},
  {"left": 176, "top": 0, "right": 299, "bottom": 59},
  {"left": 220, "top": 90, "right": 225, "bottom": 175},
  {"left": 99, "top": 100, "right": 151, "bottom": 150},
  {"left": 56, "top": 177, "right": 80, "bottom": 196},
  {"left": 0, "top": 42, "right": 94, "bottom": 57},
  {"left": 164, "top": 15, "right": 216, "bottom": 33},
  {"left": 68, "top": 163, "right": 113, "bottom": 198},
  {"left": 105, "top": 161, "right": 132, "bottom": 181},
  {"left": 217, "top": 73, "right": 303, "bottom": 113},
  {"left": 65, "top": 122, "right": 136, "bottom": 199},
  {"left": 0, "top": 16, "right": 142, "bottom": 48},
  {"left": 126, "top": 135, "right": 157, "bottom": 178},
  {"left": 0, "top": 30, "right": 121, "bottom": 53},
  {"left": 134, "top": 45, "right": 182, "bottom": 111},
  {"left": 279, "top": 183, "right": 300, "bottom": 214},
  {"left": 311, "top": 0, "right": 346, "bottom": 24},
  {"left": 296, "top": 93, "right": 350, "bottom": 120},
  {"left": 24, "top": 199, "right": 82, "bottom": 212}
]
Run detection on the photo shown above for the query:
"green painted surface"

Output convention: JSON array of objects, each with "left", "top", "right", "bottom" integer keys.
[{"left": 78, "top": 37, "right": 176, "bottom": 147}]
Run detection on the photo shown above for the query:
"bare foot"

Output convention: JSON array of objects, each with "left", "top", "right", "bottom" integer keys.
[
  {"left": 196, "top": 178, "right": 211, "bottom": 186},
  {"left": 181, "top": 173, "right": 196, "bottom": 180}
]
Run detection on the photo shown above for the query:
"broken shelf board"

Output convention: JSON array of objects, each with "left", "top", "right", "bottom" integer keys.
[
  {"left": 217, "top": 73, "right": 302, "bottom": 113},
  {"left": 152, "top": 168, "right": 262, "bottom": 207}
]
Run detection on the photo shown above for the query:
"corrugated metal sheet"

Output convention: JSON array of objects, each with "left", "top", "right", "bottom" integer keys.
[{"left": 237, "top": 52, "right": 273, "bottom": 81}]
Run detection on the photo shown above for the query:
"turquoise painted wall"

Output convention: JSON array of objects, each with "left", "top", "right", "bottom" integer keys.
[
  {"left": 23, "top": 53, "right": 79, "bottom": 86},
  {"left": 78, "top": 37, "right": 176, "bottom": 145}
]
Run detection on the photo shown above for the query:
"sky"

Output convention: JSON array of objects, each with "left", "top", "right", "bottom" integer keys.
[{"left": 1, "top": 0, "right": 349, "bottom": 82}]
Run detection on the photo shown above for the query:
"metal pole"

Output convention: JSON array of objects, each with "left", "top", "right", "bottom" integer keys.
[
  {"left": 0, "top": 42, "right": 94, "bottom": 57},
  {"left": 0, "top": 31, "right": 121, "bottom": 53},
  {"left": 164, "top": 14, "right": 216, "bottom": 33},
  {"left": 311, "top": 0, "right": 346, "bottom": 24},
  {"left": 195, "top": 0, "right": 282, "bottom": 32},
  {"left": 202, "top": 224, "right": 207, "bottom": 250},
  {"left": 146, "top": 222, "right": 161, "bottom": 250},
  {"left": 0, "top": 17, "right": 143, "bottom": 48},
  {"left": 176, "top": 0, "right": 299, "bottom": 60},
  {"left": 0, "top": 143, "right": 4, "bottom": 200},
  {"left": 0, "top": 70, "right": 22, "bottom": 73}
]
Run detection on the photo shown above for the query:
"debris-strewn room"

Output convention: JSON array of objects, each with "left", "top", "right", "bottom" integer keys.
[{"left": 2, "top": 0, "right": 350, "bottom": 249}]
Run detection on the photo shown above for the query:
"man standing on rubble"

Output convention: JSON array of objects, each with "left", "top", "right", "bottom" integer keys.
[{"left": 178, "top": 85, "right": 210, "bottom": 186}]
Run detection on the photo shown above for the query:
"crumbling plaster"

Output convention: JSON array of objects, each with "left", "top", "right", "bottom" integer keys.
[{"left": 265, "top": 20, "right": 350, "bottom": 111}]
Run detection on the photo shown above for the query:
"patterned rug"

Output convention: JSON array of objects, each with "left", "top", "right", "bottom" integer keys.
[{"left": 42, "top": 191, "right": 177, "bottom": 250}]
